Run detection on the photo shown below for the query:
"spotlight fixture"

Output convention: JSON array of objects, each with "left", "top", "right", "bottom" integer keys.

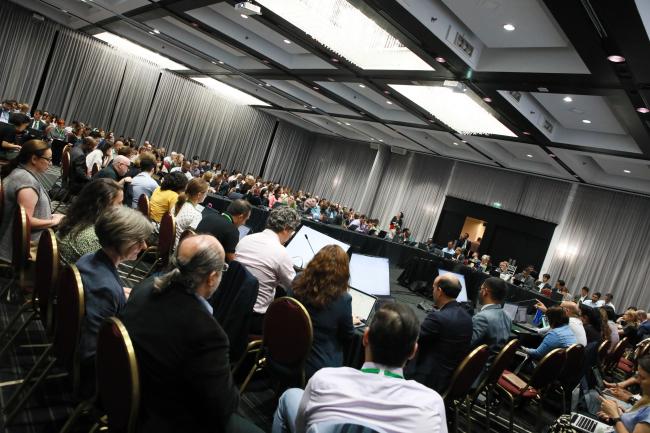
[
  {"left": 283, "top": 39, "right": 291, "bottom": 44},
  {"left": 607, "top": 55, "right": 625, "bottom": 63},
  {"left": 637, "top": 107, "right": 650, "bottom": 114},
  {"left": 623, "top": 169, "right": 631, "bottom": 173},
  {"left": 461, "top": 140, "right": 467, "bottom": 143},
  {"left": 549, "top": 154, "right": 556, "bottom": 158},
  {"left": 482, "top": 97, "right": 492, "bottom": 103},
  {"left": 148, "top": 31, "right": 154, "bottom": 35},
  {"left": 522, "top": 131, "right": 531, "bottom": 135},
  {"left": 383, "top": 90, "right": 390, "bottom": 95},
  {"left": 563, "top": 96, "right": 573, "bottom": 103},
  {"left": 582, "top": 119, "right": 592, "bottom": 124},
  {"left": 336, "top": 121, "right": 342, "bottom": 125},
  {"left": 331, "top": 58, "right": 339, "bottom": 63},
  {"left": 503, "top": 23, "right": 516, "bottom": 31},
  {"left": 265, "top": 83, "right": 271, "bottom": 87},
  {"left": 435, "top": 57, "right": 446, "bottom": 63}
]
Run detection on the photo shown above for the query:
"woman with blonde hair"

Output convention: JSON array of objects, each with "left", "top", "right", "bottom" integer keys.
[
  {"left": 174, "top": 178, "right": 209, "bottom": 246},
  {"left": 290, "top": 244, "right": 355, "bottom": 378}
]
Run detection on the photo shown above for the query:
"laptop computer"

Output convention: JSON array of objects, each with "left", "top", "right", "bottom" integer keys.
[
  {"left": 503, "top": 303, "right": 518, "bottom": 321},
  {"left": 570, "top": 412, "right": 614, "bottom": 433},
  {"left": 349, "top": 287, "right": 377, "bottom": 328}
]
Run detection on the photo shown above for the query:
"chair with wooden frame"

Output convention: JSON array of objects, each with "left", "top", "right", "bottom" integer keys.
[
  {"left": 0, "top": 228, "right": 59, "bottom": 358},
  {"left": 59, "top": 317, "right": 140, "bottom": 433},
  {"left": 91, "top": 162, "right": 100, "bottom": 177},
  {"left": 0, "top": 204, "right": 31, "bottom": 302},
  {"left": 236, "top": 297, "right": 313, "bottom": 394},
  {"left": 440, "top": 344, "right": 490, "bottom": 433},
  {"left": 2, "top": 265, "right": 85, "bottom": 426},
  {"left": 123, "top": 212, "right": 175, "bottom": 284},
  {"left": 495, "top": 347, "right": 566, "bottom": 432},
  {"left": 136, "top": 193, "right": 150, "bottom": 219},
  {"left": 603, "top": 337, "right": 628, "bottom": 375},
  {"left": 557, "top": 344, "right": 586, "bottom": 412}
]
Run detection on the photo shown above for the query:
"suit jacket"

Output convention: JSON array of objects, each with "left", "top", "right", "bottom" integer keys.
[
  {"left": 405, "top": 300, "right": 473, "bottom": 392},
  {"left": 121, "top": 278, "right": 239, "bottom": 433},
  {"left": 455, "top": 238, "right": 469, "bottom": 250},
  {"left": 471, "top": 304, "right": 513, "bottom": 357}
]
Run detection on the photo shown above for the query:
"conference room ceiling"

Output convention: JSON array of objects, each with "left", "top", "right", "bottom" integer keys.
[{"left": 13, "top": 0, "right": 650, "bottom": 196}]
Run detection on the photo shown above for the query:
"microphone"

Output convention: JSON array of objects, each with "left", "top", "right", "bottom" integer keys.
[{"left": 305, "top": 234, "right": 316, "bottom": 255}]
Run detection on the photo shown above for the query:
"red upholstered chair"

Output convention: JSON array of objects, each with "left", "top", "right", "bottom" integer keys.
[
  {"left": 441, "top": 344, "right": 489, "bottom": 433},
  {"left": 557, "top": 344, "right": 586, "bottom": 412},
  {"left": 238, "top": 297, "right": 313, "bottom": 394},
  {"left": 496, "top": 348, "right": 566, "bottom": 432},
  {"left": 124, "top": 212, "right": 175, "bottom": 284},
  {"left": 3, "top": 265, "right": 85, "bottom": 425},
  {"left": 541, "top": 288, "right": 552, "bottom": 298},
  {"left": 137, "top": 193, "right": 150, "bottom": 219}
]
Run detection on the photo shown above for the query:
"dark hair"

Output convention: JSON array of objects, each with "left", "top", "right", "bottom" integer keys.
[
  {"left": 227, "top": 199, "right": 252, "bottom": 217},
  {"left": 593, "top": 292, "right": 601, "bottom": 299},
  {"left": 557, "top": 279, "right": 565, "bottom": 286},
  {"left": 57, "top": 179, "right": 123, "bottom": 239},
  {"left": 175, "top": 178, "right": 208, "bottom": 215},
  {"left": 605, "top": 293, "right": 613, "bottom": 300},
  {"left": 603, "top": 306, "right": 617, "bottom": 322},
  {"left": 138, "top": 152, "right": 156, "bottom": 172},
  {"left": 1, "top": 139, "right": 49, "bottom": 178},
  {"left": 543, "top": 273, "right": 551, "bottom": 280},
  {"left": 161, "top": 171, "right": 189, "bottom": 192},
  {"left": 581, "top": 286, "right": 590, "bottom": 293},
  {"left": 546, "top": 306, "right": 569, "bottom": 328},
  {"left": 438, "top": 276, "right": 462, "bottom": 298},
  {"left": 482, "top": 277, "right": 507, "bottom": 302},
  {"left": 9, "top": 112, "right": 30, "bottom": 126},
  {"left": 368, "top": 303, "right": 419, "bottom": 367},
  {"left": 292, "top": 245, "right": 349, "bottom": 308},
  {"left": 579, "top": 304, "right": 602, "bottom": 331}
]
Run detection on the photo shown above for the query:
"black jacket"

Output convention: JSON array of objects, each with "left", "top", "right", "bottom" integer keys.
[
  {"left": 405, "top": 300, "right": 473, "bottom": 392},
  {"left": 121, "top": 278, "right": 239, "bottom": 433}
]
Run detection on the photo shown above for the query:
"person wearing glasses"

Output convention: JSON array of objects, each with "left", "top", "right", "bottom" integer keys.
[
  {"left": 96, "top": 154, "right": 132, "bottom": 186},
  {"left": 0, "top": 140, "right": 64, "bottom": 262},
  {"left": 76, "top": 206, "right": 152, "bottom": 397}
]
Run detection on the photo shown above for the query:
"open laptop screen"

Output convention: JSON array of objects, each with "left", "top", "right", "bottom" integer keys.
[
  {"left": 349, "top": 287, "right": 377, "bottom": 322},
  {"left": 349, "top": 253, "right": 390, "bottom": 296}
]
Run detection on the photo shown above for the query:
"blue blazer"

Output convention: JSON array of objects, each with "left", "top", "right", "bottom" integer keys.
[{"left": 471, "top": 304, "right": 513, "bottom": 356}]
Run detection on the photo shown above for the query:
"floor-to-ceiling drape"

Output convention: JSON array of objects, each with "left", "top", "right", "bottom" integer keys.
[
  {"left": 263, "top": 121, "right": 315, "bottom": 187},
  {"left": 0, "top": 2, "right": 58, "bottom": 104}
]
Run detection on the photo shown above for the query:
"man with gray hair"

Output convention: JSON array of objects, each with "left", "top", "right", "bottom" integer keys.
[
  {"left": 236, "top": 206, "right": 301, "bottom": 332},
  {"left": 122, "top": 234, "right": 263, "bottom": 433},
  {"left": 96, "top": 154, "right": 132, "bottom": 186}
]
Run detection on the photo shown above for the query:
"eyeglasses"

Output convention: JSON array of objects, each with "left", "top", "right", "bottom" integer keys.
[{"left": 39, "top": 156, "right": 53, "bottom": 163}]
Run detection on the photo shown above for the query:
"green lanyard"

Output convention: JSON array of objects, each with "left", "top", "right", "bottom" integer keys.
[
  {"left": 360, "top": 368, "right": 403, "bottom": 379},
  {"left": 222, "top": 213, "right": 233, "bottom": 224}
]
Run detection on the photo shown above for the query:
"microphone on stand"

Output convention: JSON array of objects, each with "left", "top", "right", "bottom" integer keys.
[{"left": 305, "top": 234, "right": 316, "bottom": 256}]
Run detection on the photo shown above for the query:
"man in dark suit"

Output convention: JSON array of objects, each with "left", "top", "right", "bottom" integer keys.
[
  {"left": 455, "top": 232, "right": 470, "bottom": 252},
  {"left": 121, "top": 234, "right": 262, "bottom": 433},
  {"left": 405, "top": 274, "right": 473, "bottom": 392},
  {"left": 29, "top": 110, "right": 47, "bottom": 131}
]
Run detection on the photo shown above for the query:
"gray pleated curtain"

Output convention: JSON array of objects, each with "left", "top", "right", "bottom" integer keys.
[
  {"left": 263, "top": 121, "right": 315, "bottom": 186},
  {"left": 0, "top": 2, "right": 58, "bottom": 104}
]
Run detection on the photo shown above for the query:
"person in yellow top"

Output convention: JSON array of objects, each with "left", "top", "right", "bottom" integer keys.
[{"left": 149, "top": 171, "right": 189, "bottom": 223}]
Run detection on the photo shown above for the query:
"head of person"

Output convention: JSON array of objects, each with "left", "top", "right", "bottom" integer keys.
[
  {"left": 33, "top": 110, "right": 42, "bottom": 120},
  {"left": 181, "top": 160, "right": 191, "bottom": 173},
  {"left": 454, "top": 247, "right": 462, "bottom": 256},
  {"left": 604, "top": 293, "right": 613, "bottom": 304},
  {"left": 56, "top": 118, "right": 65, "bottom": 128},
  {"left": 479, "top": 277, "right": 507, "bottom": 305},
  {"left": 556, "top": 279, "right": 566, "bottom": 290},
  {"left": 161, "top": 171, "right": 189, "bottom": 193},
  {"left": 9, "top": 113, "right": 30, "bottom": 132},
  {"left": 114, "top": 140, "right": 124, "bottom": 151},
  {"left": 481, "top": 254, "right": 490, "bottom": 265},
  {"left": 546, "top": 306, "right": 569, "bottom": 329},
  {"left": 560, "top": 301, "right": 580, "bottom": 318},
  {"left": 499, "top": 261, "right": 508, "bottom": 272},
  {"left": 112, "top": 155, "right": 131, "bottom": 176},
  {"left": 542, "top": 273, "right": 551, "bottom": 283},
  {"left": 81, "top": 137, "right": 97, "bottom": 153},
  {"left": 226, "top": 199, "right": 252, "bottom": 227},
  {"left": 175, "top": 178, "right": 209, "bottom": 215},
  {"left": 637, "top": 310, "right": 648, "bottom": 323},
  {"left": 623, "top": 309, "right": 639, "bottom": 325},
  {"left": 95, "top": 206, "right": 152, "bottom": 264},
  {"left": 139, "top": 152, "right": 156, "bottom": 174},
  {"left": 581, "top": 286, "right": 589, "bottom": 297},
  {"left": 579, "top": 304, "right": 601, "bottom": 330},
  {"left": 154, "top": 234, "right": 226, "bottom": 300},
  {"left": 522, "top": 266, "right": 531, "bottom": 277},
  {"left": 591, "top": 292, "right": 601, "bottom": 302},
  {"left": 266, "top": 206, "right": 300, "bottom": 244},
  {"left": 364, "top": 303, "right": 419, "bottom": 368},
  {"left": 292, "top": 245, "right": 349, "bottom": 308},
  {"left": 432, "top": 274, "right": 462, "bottom": 308},
  {"left": 1, "top": 140, "right": 51, "bottom": 178}
]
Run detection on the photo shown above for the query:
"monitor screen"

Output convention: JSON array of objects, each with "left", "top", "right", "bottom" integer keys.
[
  {"left": 349, "top": 287, "right": 377, "bottom": 321},
  {"left": 436, "top": 269, "right": 468, "bottom": 302},
  {"left": 349, "top": 253, "right": 390, "bottom": 296},
  {"left": 238, "top": 225, "right": 251, "bottom": 240},
  {"left": 503, "top": 303, "right": 518, "bottom": 321},
  {"left": 285, "top": 225, "right": 350, "bottom": 269}
]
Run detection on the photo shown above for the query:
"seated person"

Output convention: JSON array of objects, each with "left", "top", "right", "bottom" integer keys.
[
  {"left": 405, "top": 273, "right": 473, "bottom": 393},
  {"left": 451, "top": 247, "right": 465, "bottom": 261},
  {"left": 583, "top": 291, "right": 605, "bottom": 308},
  {"left": 620, "top": 309, "right": 642, "bottom": 346},
  {"left": 130, "top": 152, "right": 159, "bottom": 208},
  {"left": 235, "top": 206, "right": 300, "bottom": 333},
  {"left": 289, "top": 245, "right": 355, "bottom": 379},
  {"left": 0, "top": 140, "right": 64, "bottom": 262},
  {"left": 273, "top": 303, "right": 447, "bottom": 433},
  {"left": 149, "top": 171, "right": 188, "bottom": 223},
  {"left": 514, "top": 266, "right": 535, "bottom": 290},
  {"left": 121, "top": 235, "right": 262, "bottom": 433},
  {"left": 0, "top": 112, "right": 29, "bottom": 159},
  {"left": 196, "top": 199, "right": 251, "bottom": 262},
  {"left": 580, "top": 303, "right": 605, "bottom": 344},
  {"left": 441, "top": 241, "right": 455, "bottom": 256},
  {"left": 57, "top": 179, "right": 123, "bottom": 264},
  {"left": 95, "top": 155, "right": 132, "bottom": 185},
  {"left": 471, "top": 277, "right": 512, "bottom": 357},
  {"left": 522, "top": 306, "right": 577, "bottom": 360},
  {"left": 174, "top": 178, "right": 209, "bottom": 247},
  {"left": 76, "top": 206, "right": 152, "bottom": 388},
  {"left": 534, "top": 300, "right": 587, "bottom": 346},
  {"left": 537, "top": 273, "right": 552, "bottom": 291},
  {"left": 597, "top": 355, "right": 650, "bottom": 433},
  {"left": 69, "top": 137, "right": 98, "bottom": 195}
]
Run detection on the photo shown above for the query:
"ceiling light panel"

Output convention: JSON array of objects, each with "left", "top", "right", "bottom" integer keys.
[
  {"left": 192, "top": 77, "right": 270, "bottom": 106},
  {"left": 256, "top": 0, "right": 434, "bottom": 71},
  {"left": 389, "top": 84, "right": 516, "bottom": 136},
  {"left": 94, "top": 32, "right": 187, "bottom": 70}
]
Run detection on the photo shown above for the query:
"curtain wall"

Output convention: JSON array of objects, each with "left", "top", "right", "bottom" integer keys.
[
  {"left": 263, "top": 121, "right": 315, "bottom": 187},
  {"left": 141, "top": 72, "right": 276, "bottom": 174},
  {"left": 0, "top": 2, "right": 58, "bottom": 104},
  {"left": 544, "top": 186, "right": 650, "bottom": 310}
]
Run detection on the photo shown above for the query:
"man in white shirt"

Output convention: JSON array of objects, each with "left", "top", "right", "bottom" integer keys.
[
  {"left": 578, "top": 286, "right": 590, "bottom": 304},
  {"left": 534, "top": 301, "right": 587, "bottom": 346},
  {"left": 130, "top": 153, "right": 159, "bottom": 208},
  {"left": 170, "top": 160, "right": 193, "bottom": 180},
  {"left": 603, "top": 293, "right": 616, "bottom": 313},
  {"left": 582, "top": 292, "right": 604, "bottom": 308},
  {"left": 441, "top": 241, "right": 455, "bottom": 256},
  {"left": 272, "top": 303, "right": 447, "bottom": 433},
  {"left": 236, "top": 206, "right": 300, "bottom": 333}
]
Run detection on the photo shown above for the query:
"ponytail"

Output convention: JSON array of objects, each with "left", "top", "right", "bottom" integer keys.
[{"left": 175, "top": 192, "right": 188, "bottom": 216}]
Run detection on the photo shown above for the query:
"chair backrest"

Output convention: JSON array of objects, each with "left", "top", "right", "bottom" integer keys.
[
  {"left": 559, "top": 344, "right": 586, "bottom": 389},
  {"left": 605, "top": 337, "right": 628, "bottom": 370},
  {"left": 178, "top": 228, "right": 195, "bottom": 244},
  {"left": 157, "top": 212, "right": 175, "bottom": 268},
  {"left": 541, "top": 288, "right": 552, "bottom": 297},
  {"left": 480, "top": 339, "right": 520, "bottom": 390},
  {"left": 136, "top": 194, "right": 149, "bottom": 219},
  {"left": 96, "top": 317, "right": 140, "bottom": 433},
  {"left": 442, "top": 344, "right": 490, "bottom": 401},
  {"left": 33, "top": 228, "right": 60, "bottom": 333},
  {"left": 528, "top": 348, "right": 566, "bottom": 391},
  {"left": 91, "top": 163, "right": 100, "bottom": 177},
  {"left": 53, "top": 265, "right": 85, "bottom": 372},
  {"left": 263, "top": 297, "right": 313, "bottom": 365},
  {"left": 0, "top": 184, "right": 4, "bottom": 227},
  {"left": 12, "top": 204, "right": 30, "bottom": 269},
  {"left": 597, "top": 340, "right": 611, "bottom": 366},
  {"left": 61, "top": 145, "right": 71, "bottom": 183}
]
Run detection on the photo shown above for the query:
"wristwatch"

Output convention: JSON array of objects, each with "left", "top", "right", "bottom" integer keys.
[{"left": 611, "top": 417, "right": 622, "bottom": 425}]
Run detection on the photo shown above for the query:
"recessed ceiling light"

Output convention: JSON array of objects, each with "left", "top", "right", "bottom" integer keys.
[
  {"left": 336, "top": 122, "right": 342, "bottom": 125},
  {"left": 358, "top": 84, "right": 366, "bottom": 88},
  {"left": 607, "top": 55, "right": 625, "bottom": 63},
  {"left": 379, "top": 139, "right": 383, "bottom": 142},
  {"left": 257, "top": 83, "right": 263, "bottom": 86},
  {"left": 563, "top": 96, "right": 573, "bottom": 103},
  {"left": 461, "top": 140, "right": 467, "bottom": 143},
  {"left": 386, "top": 100, "right": 392, "bottom": 105},
  {"left": 265, "top": 83, "right": 271, "bottom": 87},
  {"left": 311, "top": 106, "right": 317, "bottom": 109},
  {"left": 383, "top": 90, "right": 390, "bottom": 95},
  {"left": 219, "top": 61, "right": 224, "bottom": 64},
  {"left": 312, "top": 86, "right": 319, "bottom": 90},
  {"left": 549, "top": 154, "right": 556, "bottom": 158},
  {"left": 262, "top": 59, "right": 270, "bottom": 64},
  {"left": 637, "top": 107, "right": 650, "bottom": 114},
  {"left": 370, "top": 138, "right": 375, "bottom": 141},
  {"left": 344, "top": 122, "right": 351, "bottom": 126},
  {"left": 435, "top": 57, "right": 446, "bottom": 63},
  {"left": 538, "top": 87, "right": 549, "bottom": 92},
  {"left": 211, "top": 61, "right": 217, "bottom": 64},
  {"left": 522, "top": 131, "right": 531, "bottom": 135},
  {"left": 453, "top": 142, "right": 459, "bottom": 146},
  {"left": 331, "top": 58, "right": 339, "bottom": 63},
  {"left": 623, "top": 169, "right": 631, "bottom": 173},
  {"left": 582, "top": 119, "right": 592, "bottom": 124},
  {"left": 241, "top": 14, "right": 249, "bottom": 19},
  {"left": 61, "top": 9, "right": 68, "bottom": 13},
  {"left": 359, "top": 111, "right": 365, "bottom": 115},
  {"left": 283, "top": 39, "right": 291, "bottom": 44},
  {"left": 152, "top": 29, "right": 160, "bottom": 34},
  {"left": 148, "top": 31, "right": 154, "bottom": 35},
  {"left": 503, "top": 23, "right": 516, "bottom": 31},
  {"left": 526, "top": 154, "right": 533, "bottom": 158},
  {"left": 482, "top": 97, "right": 492, "bottom": 103}
]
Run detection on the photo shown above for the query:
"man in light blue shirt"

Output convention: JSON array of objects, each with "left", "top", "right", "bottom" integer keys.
[
  {"left": 130, "top": 153, "right": 159, "bottom": 208},
  {"left": 522, "top": 306, "right": 577, "bottom": 360},
  {"left": 441, "top": 241, "right": 455, "bottom": 256}
]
